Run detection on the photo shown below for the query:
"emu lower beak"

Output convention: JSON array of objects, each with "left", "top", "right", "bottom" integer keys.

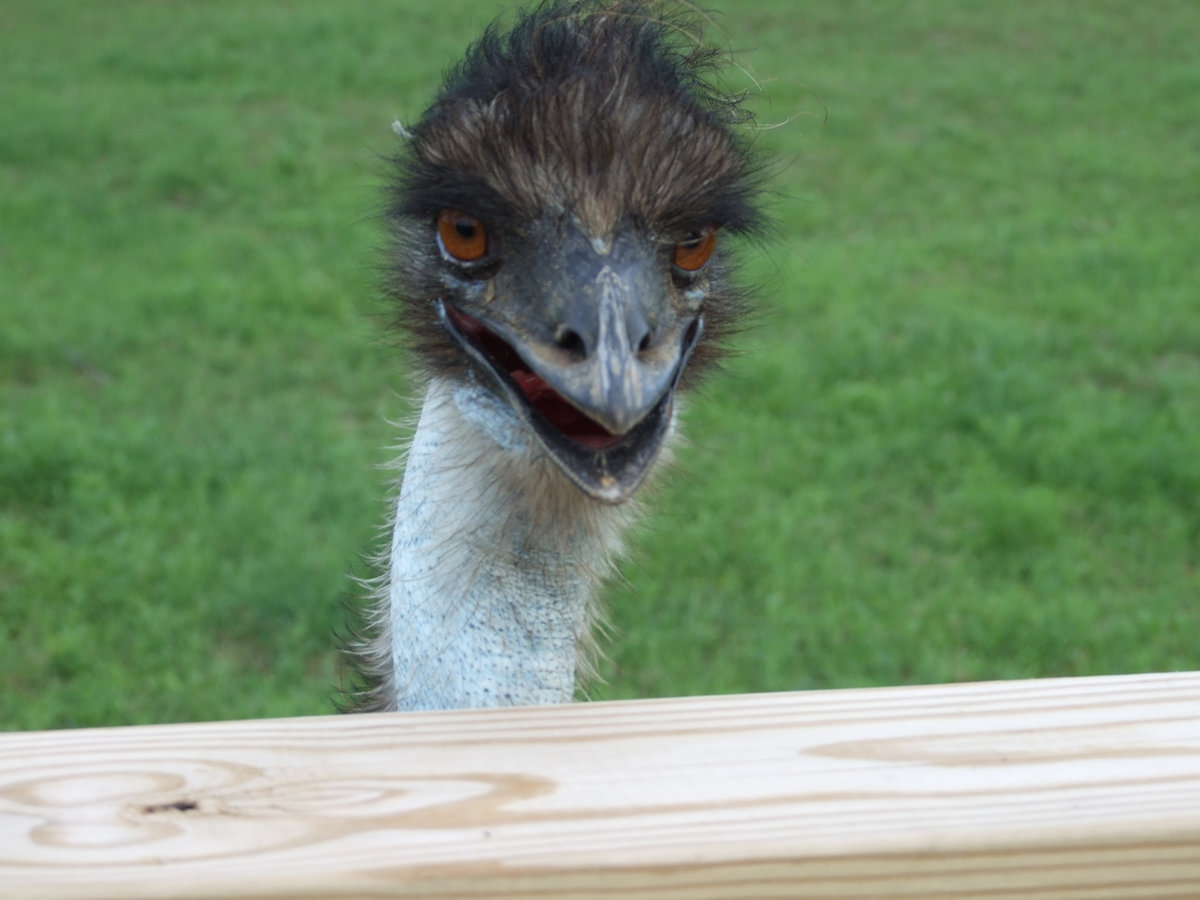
[{"left": 439, "top": 281, "right": 701, "bottom": 504}]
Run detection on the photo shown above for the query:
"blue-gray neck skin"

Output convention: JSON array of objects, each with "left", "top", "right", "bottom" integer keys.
[{"left": 379, "top": 375, "right": 656, "bottom": 710}]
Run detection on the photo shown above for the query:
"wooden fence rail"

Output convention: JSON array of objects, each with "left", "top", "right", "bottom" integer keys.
[{"left": 2, "top": 671, "right": 1199, "bottom": 898}]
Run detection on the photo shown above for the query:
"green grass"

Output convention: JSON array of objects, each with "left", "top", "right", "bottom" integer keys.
[{"left": 2, "top": 1, "right": 1197, "bottom": 730}]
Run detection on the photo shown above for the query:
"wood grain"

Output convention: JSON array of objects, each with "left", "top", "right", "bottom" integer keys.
[{"left": 2, "top": 672, "right": 1199, "bottom": 898}]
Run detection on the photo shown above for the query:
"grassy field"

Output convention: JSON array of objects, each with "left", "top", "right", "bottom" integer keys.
[{"left": 2, "top": 1, "right": 1197, "bottom": 731}]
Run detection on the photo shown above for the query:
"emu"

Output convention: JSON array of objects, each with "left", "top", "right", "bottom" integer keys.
[{"left": 350, "top": 0, "right": 762, "bottom": 711}]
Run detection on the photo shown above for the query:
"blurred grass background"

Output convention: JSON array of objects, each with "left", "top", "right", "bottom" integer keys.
[{"left": 2, "top": 1, "right": 1197, "bottom": 731}]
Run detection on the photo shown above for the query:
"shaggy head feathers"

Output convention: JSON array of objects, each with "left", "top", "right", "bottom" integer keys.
[{"left": 386, "top": 0, "right": 762, "bottom": 381}]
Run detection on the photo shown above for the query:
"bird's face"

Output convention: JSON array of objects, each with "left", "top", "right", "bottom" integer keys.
[
  {"left": 431, "top": 210, "right": 717, "bottom": 502},
  {"left": 388, "top": 3, "right": 760, "bottom": 504}
]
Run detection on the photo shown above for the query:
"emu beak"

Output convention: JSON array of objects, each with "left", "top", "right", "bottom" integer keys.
[
  {"left": 438, "top": 233, "right": 702, "bottom": 502},
  {"left": 516, "top": 262, "right": 686, "bottom": 436}
]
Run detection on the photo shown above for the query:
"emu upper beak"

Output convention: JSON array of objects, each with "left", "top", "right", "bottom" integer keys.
[{"left": 510, "top": 262, "right": 688, "bottom": 436}]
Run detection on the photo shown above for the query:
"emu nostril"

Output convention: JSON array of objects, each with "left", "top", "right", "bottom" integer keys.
[
  {"left": 637, "top": 331, "right": 652, "bottom": 354},
  {"left": 554, "top": 325, "right": 588, "bottom": 361}
]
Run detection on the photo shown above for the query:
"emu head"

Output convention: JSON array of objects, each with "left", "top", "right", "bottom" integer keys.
[{"left": 388, "top": 0, "right": 761, "bottom": 502}]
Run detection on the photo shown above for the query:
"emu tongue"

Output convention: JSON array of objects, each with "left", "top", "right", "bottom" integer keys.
[{"left": 511, "top": 370, "right": 623, "bottom": 451}]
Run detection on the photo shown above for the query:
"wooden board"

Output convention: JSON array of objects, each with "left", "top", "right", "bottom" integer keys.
[{"left": 2, "top": 672, "right": 1199, "bottom": 898}]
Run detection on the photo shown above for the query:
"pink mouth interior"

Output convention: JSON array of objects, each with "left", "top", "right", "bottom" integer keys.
[{"left": 448, "top": 307, "right": 623, "bottom": 451}]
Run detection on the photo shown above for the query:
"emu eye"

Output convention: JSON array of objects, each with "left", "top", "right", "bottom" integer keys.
[
  {"left": 437, "top": 209, "right": 488, "bottom": 262},
  {"left": 673, "top": 225, "right": 718, "bottom": 272}
]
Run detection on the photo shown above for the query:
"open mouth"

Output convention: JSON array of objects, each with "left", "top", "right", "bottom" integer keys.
[
  {"left": 444, "top": 305, "right": 623, "bottom": 450},
  {"left": 438, "top": 301, "right": 694, "bottom": 502}
]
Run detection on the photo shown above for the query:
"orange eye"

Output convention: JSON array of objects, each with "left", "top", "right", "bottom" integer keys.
[
  {"left": 437, "top": 209, "right": 488, "bottom": 262},
  {"left": 673, "top": 225, "right": 718, "bottom": 272}
]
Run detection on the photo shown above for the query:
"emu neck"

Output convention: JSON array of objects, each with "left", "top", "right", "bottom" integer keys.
[{"left": 387, "top": 376, "right": 639, "bottom": 710}]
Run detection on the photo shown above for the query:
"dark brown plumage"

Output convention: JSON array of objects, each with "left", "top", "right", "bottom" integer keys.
[{"left": 386, "top": 0, "right": 763, "bottom": 395}]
